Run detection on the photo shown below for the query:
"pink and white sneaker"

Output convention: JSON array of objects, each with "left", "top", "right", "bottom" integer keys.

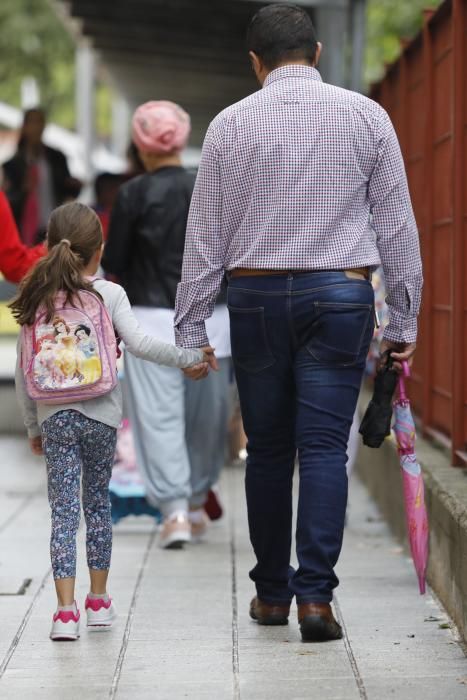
[
  {"left": 50, "top": 604, "right": 80, "bottom": 641},
  {"left": 85, "top": 595, "right": 116, "bottom": 628}
]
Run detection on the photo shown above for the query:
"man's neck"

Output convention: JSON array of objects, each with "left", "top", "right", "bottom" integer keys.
[{"left": 260, "top": 61, "right": 315, "bottom": 86}]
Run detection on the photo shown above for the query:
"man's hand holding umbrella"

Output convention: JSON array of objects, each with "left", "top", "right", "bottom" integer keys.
[{"left": 379, "top": 340, "right": 417, "bottom": 373}]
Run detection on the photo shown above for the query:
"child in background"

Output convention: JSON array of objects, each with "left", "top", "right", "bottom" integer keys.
[
  {"left": 92, "top": 172, "right": 123, "bottom": 240},
  {"left": 10, "top": 202, "right": 213, "bottom": 641}
]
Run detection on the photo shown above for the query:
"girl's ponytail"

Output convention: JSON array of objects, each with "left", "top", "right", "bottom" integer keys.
[{"left": 9, "top": 202, "right": 103, "bottom": 326}]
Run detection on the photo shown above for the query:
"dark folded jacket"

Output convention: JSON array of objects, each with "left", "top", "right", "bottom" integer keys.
[{"left": 359, "top": 355, "right": 398, "bottom": 448}]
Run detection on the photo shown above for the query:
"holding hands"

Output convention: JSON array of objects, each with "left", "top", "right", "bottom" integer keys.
[
  {"left": 183, "top": 346, "right": 218, "bottom": 381},
  {"left": 29, "top": 435, "right": 43, "bottom": 455}
]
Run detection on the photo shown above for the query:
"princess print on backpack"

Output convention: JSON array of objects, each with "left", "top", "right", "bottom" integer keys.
[
  {"left": 74, "top": 324, "right": 102, "bottom": 384},
  {"left": 10, "top": 202, "right": 214, "bottom": 642},
  {"left": 35, "top": 314, "right": 89, "bottom": 388},
  {"left": 22, "top": 290, "right": 117, "bottom": 404}
]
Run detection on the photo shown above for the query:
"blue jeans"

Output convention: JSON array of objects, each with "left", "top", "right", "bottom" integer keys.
[{"left": 228, "top": 271, "right": 374, "bottom": 605}]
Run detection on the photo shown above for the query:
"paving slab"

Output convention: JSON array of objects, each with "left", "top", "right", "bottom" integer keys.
[{"left": 0, "top": 436, "right": 465, "bottom": 699}]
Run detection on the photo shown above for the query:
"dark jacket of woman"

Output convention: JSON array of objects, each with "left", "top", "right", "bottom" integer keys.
[
  {"left": 3, "top": 145, "right": 79, "bottom": 229},
  {"left": 102, "top": 166, "right": 195, "bottom": 309}
]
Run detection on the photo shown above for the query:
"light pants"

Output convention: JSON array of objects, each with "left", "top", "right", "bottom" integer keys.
[
  {"left": 124, "top": 352, "right": 231, "bottom": 517},
  {"left": 346, "top": 407, "right": 361, "bottom": 479}
]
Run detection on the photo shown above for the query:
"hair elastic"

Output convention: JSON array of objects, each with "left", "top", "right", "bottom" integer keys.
[{"left": 60, "top": 239, "right": 71, "bottom": 247}]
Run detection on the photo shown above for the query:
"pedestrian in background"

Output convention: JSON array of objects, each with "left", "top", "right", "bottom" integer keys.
[
  {"left": 175, "top": 4, "right": 422, "bottom": 642},
  {"left": 92, "top": 172, "right": 124, "bottom": 240},
  {"left": 2, "top": 108, "right": 81, "bottom": 245},
  {"left": 0, "top": 191, "right": 44, "bottom": 283},
  {"left": 103, "top": 101, "right": 231, "bottom": 550},
  {"left": 11, "top": 201, "right": 211, "bottom": 641}
]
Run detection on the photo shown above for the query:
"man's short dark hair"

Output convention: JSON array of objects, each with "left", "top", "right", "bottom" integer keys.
[{"left": 246, "top": 4, "right": 318, "bottom": 69}]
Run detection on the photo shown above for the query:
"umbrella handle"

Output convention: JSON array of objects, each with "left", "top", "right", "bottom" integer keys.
[{"left": 398, "top": 361, "right": 411, "bottom": 401}]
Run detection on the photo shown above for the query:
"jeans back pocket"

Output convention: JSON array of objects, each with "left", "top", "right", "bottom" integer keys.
[
  {"left": 306, "top": 301, "right": 373, "bottom": 367},
  {"left": 228, "top": 306, "right": 275, "bottom": 373}
]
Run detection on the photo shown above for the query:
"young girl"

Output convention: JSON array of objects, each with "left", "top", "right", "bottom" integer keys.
[{"left": 11, "top": 202, "right": 212, "bottom": 641}]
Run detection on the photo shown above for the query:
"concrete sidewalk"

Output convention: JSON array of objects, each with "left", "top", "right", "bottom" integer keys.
[{"left": 0, "top": 436, "right": 466, "bottom": 699}]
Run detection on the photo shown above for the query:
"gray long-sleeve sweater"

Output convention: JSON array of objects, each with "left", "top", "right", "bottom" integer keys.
[{"left": 15, "top": 279, "right": 204, "bottom": 438}]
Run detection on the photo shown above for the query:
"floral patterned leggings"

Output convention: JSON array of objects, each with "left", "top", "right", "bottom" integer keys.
[{"left": 41, "top": 410, "right": 117, "bottom": 579}]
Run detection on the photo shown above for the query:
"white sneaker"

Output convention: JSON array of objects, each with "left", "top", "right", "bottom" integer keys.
[
  {"left": 50, "top": 604, "right": 80, "bottom": 641},
  {"left": 189, "top": 509, "right": 210, "bottom": 542},
  {"left": 85, "top": 594, "right": 116, "bottom": 628},
  {"left": 159, "top": 512, "right": 191, "bottom": 549}
]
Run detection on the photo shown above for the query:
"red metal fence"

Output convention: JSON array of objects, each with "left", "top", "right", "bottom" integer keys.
[{"left": 370, "top": 0, "right": 467, "bottom": 465}]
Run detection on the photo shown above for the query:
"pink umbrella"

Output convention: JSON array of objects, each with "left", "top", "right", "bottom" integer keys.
[{"left": 392, "top": 362, "right": 429, "bottom": 594}]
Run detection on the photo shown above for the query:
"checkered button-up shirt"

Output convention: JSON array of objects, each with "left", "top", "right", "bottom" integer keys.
[{"left": 174, "top": 65, "right": 423, "bottom": 347}]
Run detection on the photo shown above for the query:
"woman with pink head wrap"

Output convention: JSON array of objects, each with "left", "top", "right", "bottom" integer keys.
[
  {"left": 103, "top": 99, "right": 229, "bottom": 551},
  {"left": 132, "top": 101, "right": 191, "bottom": 156}
]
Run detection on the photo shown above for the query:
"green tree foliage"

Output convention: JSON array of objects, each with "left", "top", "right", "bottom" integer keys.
[
  {"left": 0, "top": 0, "right": 76, "bottom": 128},
  {"left": 365, "top": 0, "right": 442, "bottom": 85}
]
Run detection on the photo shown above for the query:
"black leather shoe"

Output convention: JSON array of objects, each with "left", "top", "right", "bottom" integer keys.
[
  {"left": 249, "top": 596, "right": 290, "bottom": 626},
  {"left": 298, "top": 603, "right": 343, "bottom": 642}
]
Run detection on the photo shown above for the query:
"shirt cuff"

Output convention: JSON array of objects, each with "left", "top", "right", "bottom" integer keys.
[
  {"left": 383, "top": 311, "right": 418, "bottom": 344},
  {"left": 175, "top": 321, "right": 210, "bottom": 349},
  {"left": 27, "top": 426, "right": 41, "bottom": 439}
]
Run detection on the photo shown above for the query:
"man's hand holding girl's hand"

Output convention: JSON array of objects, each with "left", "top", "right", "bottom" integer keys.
[
  {"left": 183, "top": 346, "right": 218, "bottom": 381},
  {"left": 29, "top": 436, "right": 43, "bottom": 455}
]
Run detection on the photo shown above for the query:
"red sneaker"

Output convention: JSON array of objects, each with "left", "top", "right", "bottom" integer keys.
[{"left": 204, "top": 487, "right": 223, "bottom": 521}]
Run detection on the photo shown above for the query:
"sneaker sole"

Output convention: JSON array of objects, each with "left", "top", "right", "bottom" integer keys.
[
  {"left": 87, "top": 616, "right": 115, "bottom": 629},
  {"left": 159, "top": 532, "right": 191, "bottom": 550},
  {"left": 160, "top": 538, "right": 187, "bottom": 550},
  {"left": 50, "top": 633, "right": 80, "bottom": 641}
]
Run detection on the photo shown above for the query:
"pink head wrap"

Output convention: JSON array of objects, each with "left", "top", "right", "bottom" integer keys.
[{"left": 131, "top": 100, "right": 191, "bottom": 155}]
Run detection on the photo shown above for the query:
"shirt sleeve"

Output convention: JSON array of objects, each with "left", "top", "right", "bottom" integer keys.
[
  {"left": 111, "top": 285, "right": 204, "bottom": 368},
  {"left": 174, "top": 119, "right": 226, "bottom": 348},
  {"left": 369, "top": 110, "right": 423, "bottom": 344},
  {"left": 0, "top": 192, "right": 45, "bottom": 283},
  {"left": 14, "top": 333, "right": 40, "bottom": 438}
]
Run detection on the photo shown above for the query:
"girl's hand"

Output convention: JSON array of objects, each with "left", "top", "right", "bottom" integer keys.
[
  {"left": 201, "top": 346, "right": 218, "bottom": 371},
  {"left": 29, "top": 436, "right": 43, "bottom": 455},
  {"left": 182, "top": 347, "right": 218, "bottom": 381},
  {"left": 183, "top": 362, "right": 210, "bottom": 380}
]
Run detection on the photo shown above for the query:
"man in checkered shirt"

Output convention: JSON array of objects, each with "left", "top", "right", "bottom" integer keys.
[{"left": 175, "top": 4, "right": 422, "bottom": 642}]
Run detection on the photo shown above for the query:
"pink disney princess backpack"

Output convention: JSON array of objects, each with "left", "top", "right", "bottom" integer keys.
[{"left": 21, "top": 290, "right": 117, "bottom": 405}]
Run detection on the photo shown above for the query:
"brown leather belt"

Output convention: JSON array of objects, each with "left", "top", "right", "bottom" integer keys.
[{"left": 228, "top": 267, "right": 371, "bottom": 280}]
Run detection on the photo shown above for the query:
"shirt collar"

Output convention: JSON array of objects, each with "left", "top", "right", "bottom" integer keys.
[{"left": 263, "top": 64, "right": 322, "bottom": 88}]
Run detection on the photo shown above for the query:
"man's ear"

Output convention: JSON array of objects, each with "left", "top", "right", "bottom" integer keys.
[
  {"left": 314, "top": 42, "right": 322, "bottom": 67},
  {"left": 249, "top": 51, "right": 263, "bottom": 79}
]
